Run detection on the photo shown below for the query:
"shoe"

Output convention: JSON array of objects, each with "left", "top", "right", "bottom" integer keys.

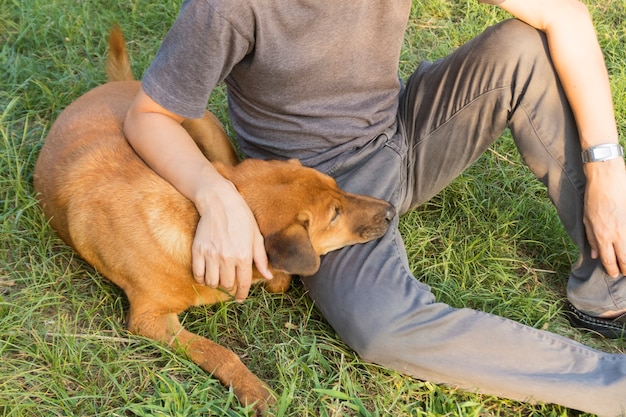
[{"left": 565, "top": 302, "right": 626, "bottom": 339}]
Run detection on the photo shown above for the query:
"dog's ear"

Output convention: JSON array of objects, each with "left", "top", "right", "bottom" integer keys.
[{"left": 265, "top": 212, "right": 319, "bottom": 276}]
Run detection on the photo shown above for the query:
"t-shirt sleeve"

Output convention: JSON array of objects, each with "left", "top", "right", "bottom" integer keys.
[{"left": 141, "top": 0, "right": 253, "bottom": 119}]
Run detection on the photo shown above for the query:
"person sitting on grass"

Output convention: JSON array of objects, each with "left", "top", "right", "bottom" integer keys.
[{"left": 124, "top": 0, "right": 626, "bottom": 415}]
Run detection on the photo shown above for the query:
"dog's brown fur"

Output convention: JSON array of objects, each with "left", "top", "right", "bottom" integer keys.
[{"left": 33, "top": 28, "right": 394, "bottom": 414}]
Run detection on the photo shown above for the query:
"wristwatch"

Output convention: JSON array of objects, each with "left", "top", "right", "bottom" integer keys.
[{"left": 581, "top": 143, "right": 624, "bottom": 163}]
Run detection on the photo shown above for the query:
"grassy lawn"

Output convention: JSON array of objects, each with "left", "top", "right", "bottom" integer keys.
[{"left": 1, "top": 0, "right": 625, "bottom": 416}]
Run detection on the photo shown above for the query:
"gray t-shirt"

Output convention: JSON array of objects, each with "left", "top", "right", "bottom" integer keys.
[{"left": 143, "top": 0, "right": 503, "bottom": 168}]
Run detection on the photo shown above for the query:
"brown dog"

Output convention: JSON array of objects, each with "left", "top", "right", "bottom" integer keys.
[{"left": 33, "top": 28, "right": 394, "bottom": 414}]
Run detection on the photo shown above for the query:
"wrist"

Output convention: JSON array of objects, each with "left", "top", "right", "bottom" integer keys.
[
  {"left": 192, "top": 167, "right": 238, "bottom": 214},
  {"left": 583, "top": 155, "right": 626, "bottom": 182}
]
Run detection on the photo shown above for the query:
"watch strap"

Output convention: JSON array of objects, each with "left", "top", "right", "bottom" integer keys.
[{"left": 581, "top": 143, "right": 624, "bottom": 163}]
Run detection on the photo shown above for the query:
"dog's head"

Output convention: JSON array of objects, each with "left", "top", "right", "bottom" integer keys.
[{"left": 215, "top": 159, "right": 394, "bottom": 277}]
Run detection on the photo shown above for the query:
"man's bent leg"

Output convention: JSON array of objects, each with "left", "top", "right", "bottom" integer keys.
[
  {"left": 399, "top": 19, "right": 626, "bottom": 320},
  {"left": 304, "top": 135, "right": 626, "bottom": 416}
]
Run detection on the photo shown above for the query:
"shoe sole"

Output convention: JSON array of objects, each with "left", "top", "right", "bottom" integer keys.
[{"left": 565, "top": 302, "right": 626, "bottom": 339}]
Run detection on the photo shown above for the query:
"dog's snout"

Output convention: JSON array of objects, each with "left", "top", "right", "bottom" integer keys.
[
  {"left": 356, "top": 201, "right": 395, "bottom": 241},
  {"left": 376, "top": 203, "right": 396, "bottom": 224},
  {"left": 384, "top": 204, "right": 395, "bottom": 223}
]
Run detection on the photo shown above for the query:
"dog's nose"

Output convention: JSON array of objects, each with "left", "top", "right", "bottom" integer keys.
[
  {"left": 384, "top": 204, "right": 396, "bottom": 223},
  {"left": 375, "top": 203, "right": 395, "bottom": 224}
]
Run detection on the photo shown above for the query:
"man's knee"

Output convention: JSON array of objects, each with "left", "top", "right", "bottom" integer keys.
[
  {"left": 339, "top": 314, "right": 398, "bottom": 364},
  {"left": 485, "top": 19, "right": 550, "bottom": 67},
  {"left": 334, "top": 298, "right": 448, "bottom": 366}
]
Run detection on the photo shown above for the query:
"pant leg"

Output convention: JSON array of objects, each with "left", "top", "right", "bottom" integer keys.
[
  {"left": 398, "top": 18, "right": 626, "bottom": 316},
  {"left": 303, "top": 19, "right": 626, "bottom": 416}
]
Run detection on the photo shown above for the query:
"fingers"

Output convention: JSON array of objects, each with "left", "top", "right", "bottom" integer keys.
[
  {"left": 231, "top": 227, "right": 273, "bottom": 302},
  {"left": 192, "top": 245, "right": 212, "bottom": 285},
  {"left": 192, "top": 237, "right": 252, "bottom": 292},
  {"left": 190, "top": 206, "right": 268, "bottom": 302},
  {"left": 234, "top": 262, "right": 253, "bottom": 302},
  {"left": 620, "top": 260, "right": 626, "bottom": 277},
  {"left": 618, "top": 244, "right": 626, "bottom": 277},
  {"left": 582, "top": 181, "right": 626, "bottom": 278},
  {"left": 585, "top": 224, "right": 599, "bottom": 260},
  {"left": 598, "top": 243, "right": 621, "bottom": 278},
  {"left": 192, "top": 235, "right": 224, "bottom": 287},
  {"left": 603, "top": 241, "right": 626, "bottom": 278},
  {"left": 252, "top": 227, "right": 273, "bottom": 281},
  {"left": 585, "top": 222, "right": 626, "bottom": 278}
]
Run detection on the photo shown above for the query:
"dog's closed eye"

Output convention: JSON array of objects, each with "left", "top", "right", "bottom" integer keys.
[{"left": 330, "top": 206, "right": 341, "bottom": 224}]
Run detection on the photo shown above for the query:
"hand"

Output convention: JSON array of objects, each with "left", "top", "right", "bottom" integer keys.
[
  {"left": 192, "top": 180, "right": 272, "bottom": 302},
  {"left": 583, "top": 159, "right": 626, "bottom": 277}
]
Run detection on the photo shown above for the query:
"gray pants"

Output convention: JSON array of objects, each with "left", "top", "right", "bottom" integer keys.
[{"left": 303, "top": 19, "right": 626, "bottom": 416}]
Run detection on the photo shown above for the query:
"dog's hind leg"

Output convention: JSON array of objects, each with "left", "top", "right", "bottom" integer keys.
[
  {"left": 182, "top": 112, "right": 240, "bottom": 166},
  {"left": 126, "top": 306, "right": 273, "bottom": 414}
]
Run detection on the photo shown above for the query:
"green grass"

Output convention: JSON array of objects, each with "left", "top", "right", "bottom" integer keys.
[{"left": 2, "top": 0, "right": 625, "bottom": 416}]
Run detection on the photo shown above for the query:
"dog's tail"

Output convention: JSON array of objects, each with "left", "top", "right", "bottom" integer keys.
[{"left": 106, "top": 26, "right": 134, "bottom": 82}]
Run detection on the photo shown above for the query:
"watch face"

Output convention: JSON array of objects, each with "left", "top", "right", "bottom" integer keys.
[
  {"left": 591, "top": 147, "right": 613, "bottom": 160},
  {"left": 583, "top": 144, "right": 624, "bottom": 163}
]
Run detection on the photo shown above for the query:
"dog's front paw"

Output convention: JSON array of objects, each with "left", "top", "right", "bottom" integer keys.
[{"left": 235, "top": 379, "right": 275, "bottom": 416}]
